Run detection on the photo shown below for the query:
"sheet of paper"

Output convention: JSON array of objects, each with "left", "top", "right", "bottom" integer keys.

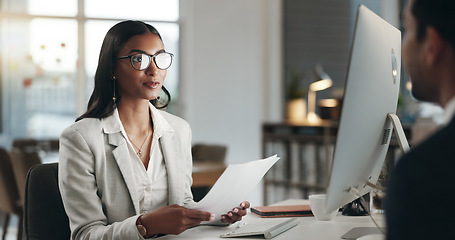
[{"left": 190, "top": 155, "right": 280, "bottom": 220}]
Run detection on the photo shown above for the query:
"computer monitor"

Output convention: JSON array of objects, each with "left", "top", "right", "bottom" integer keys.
[{"left": 325, "top": 5, "right": 402, "bottom": 213}]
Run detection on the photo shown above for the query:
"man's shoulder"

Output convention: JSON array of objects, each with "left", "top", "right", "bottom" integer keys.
[
  {"left": 392, "top": 120, "right": 455, "bottom": 182},
  {"left": 404, "top": 121, "right": 455, "bottom": 159}
]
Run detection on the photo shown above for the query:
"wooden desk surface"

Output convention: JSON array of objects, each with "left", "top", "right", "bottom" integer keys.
[{"left": 192, "top": 162, "right": 226, "bottom": 187}]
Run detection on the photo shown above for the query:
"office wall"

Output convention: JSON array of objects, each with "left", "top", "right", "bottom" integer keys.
[
  {"left": 179, "top": 0, "right": 400, "bottom": 206},
  {"left": 180, "top": 0, "right": 283, "bottom": 206},
  {"left": 179, "top": 0, "right": 398, "bottom": 167},
  {"left": 180, "top": 0, "right": 283, "bottom": 163}
]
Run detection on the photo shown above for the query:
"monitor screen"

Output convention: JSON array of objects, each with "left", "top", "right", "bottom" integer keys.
[{"left": 325, "top": 5, "right": 402, "bottom": 213}]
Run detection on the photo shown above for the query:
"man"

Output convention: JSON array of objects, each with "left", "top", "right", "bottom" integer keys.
[{"left": 385, "top": 0, "right": 455, "bottom": 239}]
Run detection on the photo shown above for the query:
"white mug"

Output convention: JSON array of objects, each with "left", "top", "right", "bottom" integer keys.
[{"left": 309, "top": 194, "right": 338, "bottom": 221}]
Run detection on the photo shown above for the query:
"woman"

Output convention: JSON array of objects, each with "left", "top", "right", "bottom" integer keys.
[{"left": 58, "top": 20, "right": 249, "bottom": 239}]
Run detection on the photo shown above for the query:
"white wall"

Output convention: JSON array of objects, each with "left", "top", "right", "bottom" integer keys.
[{"left": 180, "top": 0, "right": 283, "bottom": 206}]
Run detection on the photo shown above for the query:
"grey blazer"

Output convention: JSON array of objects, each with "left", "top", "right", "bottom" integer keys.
[{"left": 58, "top": 108, "right": 195, "bottom": 240}]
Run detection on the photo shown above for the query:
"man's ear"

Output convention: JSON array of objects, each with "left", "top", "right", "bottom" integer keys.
[{"left": 424, "top": 26, "right": 446, "bottom": 66}]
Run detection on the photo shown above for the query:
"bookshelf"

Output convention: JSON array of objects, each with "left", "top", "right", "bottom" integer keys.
[{"left": 262, "top": 121, "right": 409, "bottom": 205}]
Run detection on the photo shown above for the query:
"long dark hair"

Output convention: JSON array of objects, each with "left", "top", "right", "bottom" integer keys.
[{"left": 76, "top": 20, "right": 171, "bottom": 122}]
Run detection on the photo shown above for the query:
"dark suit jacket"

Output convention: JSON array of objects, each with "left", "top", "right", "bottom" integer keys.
[{"left": 385, "top": 116, "right": 455, "bottom": 239}]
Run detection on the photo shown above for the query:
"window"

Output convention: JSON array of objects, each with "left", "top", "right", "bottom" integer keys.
[{"left": 0, "top": 0, "right": 179, "bottom": 144}]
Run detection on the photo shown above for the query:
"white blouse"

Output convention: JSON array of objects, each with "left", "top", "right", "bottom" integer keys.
[{"left": 117, "top": 104, "right": 169, "bottom": 215}]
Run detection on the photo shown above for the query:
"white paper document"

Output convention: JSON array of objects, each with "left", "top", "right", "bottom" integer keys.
[{"left": 191, "top": 155, "right": 280, "bottom": 220}]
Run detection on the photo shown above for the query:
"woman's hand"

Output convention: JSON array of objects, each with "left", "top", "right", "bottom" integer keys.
[
  {"left": 142, "top": 204, "right": 214, "bottom": 235},
  {"left": 220, "top": 201, "right": 250, "bottom": 224}
]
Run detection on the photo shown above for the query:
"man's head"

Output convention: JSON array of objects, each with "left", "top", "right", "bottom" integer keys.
[
  {"left": 403, "top": 0, "right": 455, "bottom": 106},
  {"left": 411, "top": 0, "right": 455, "bottom": 48}
]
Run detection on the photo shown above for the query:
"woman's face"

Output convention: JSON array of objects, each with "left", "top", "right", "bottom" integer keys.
[{"left": 114, "top": 32, "right": 167, "bottom": 102}]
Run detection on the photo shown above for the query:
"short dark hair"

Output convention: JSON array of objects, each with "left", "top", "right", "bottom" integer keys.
[
  {"left": 411, "top": 0, "right": 455, "bottom": 49},
  {"left": 76, "top": 20, "right": 171, "bottom": 122}
]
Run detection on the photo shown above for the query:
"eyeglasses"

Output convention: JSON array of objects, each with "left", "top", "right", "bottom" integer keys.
[{"left": 117, "top": 52, "right": 174, "bottom": 71}]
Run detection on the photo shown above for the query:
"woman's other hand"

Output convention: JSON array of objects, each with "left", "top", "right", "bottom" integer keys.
[{"left": 220, "top": 201, "right": 250, "bottom": 224}]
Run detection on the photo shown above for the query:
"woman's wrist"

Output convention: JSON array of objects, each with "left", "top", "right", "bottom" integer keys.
[{"left": 136, "top": 215, "right": 158, "bottom": 238}]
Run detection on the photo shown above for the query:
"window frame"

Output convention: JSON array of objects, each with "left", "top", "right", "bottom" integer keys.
[{"left": 0, "top": 0, "right": 180, "bottom": 140}]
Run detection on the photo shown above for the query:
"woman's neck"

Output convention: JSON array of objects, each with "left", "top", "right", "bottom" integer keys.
[
  {"left": 117, "top": 100, "right": 152, "bottom": 134},
  {"left": 117, "top": 99, "right": 154, "bottom": 167}
]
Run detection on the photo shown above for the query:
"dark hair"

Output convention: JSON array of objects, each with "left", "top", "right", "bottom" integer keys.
[
  {"left": 411, "top": 0, "right": 455, "bottom": 49},
  {"left": 76, "top": 20, "right": 171, "bottom": 122}
]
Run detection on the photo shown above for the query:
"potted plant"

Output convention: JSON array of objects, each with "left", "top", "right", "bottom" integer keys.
[{"left": 286, "top": 69, "right": 307, "bottom": 123}]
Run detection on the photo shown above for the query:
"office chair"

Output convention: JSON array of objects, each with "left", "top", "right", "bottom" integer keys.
[
  {"left": 0, "top": 148, "right": 22, "bottom": 240},
  {"left": 9, "top": 148, "right": 41, "bottom": 207},
  {"left": 23, "top": 163, "right": 70, "bottom": 240},
  {"left": 191, "top": 144, "right": 227, "bottom": 163},
  {"left": 12, "top": 139, "right": 59, "bottom": 153}
]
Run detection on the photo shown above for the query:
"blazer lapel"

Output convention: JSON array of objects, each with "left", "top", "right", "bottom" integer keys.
[
  {"left": 108, "top": 133, "right": 140, "bottom": 214},
  {"left": 159, "top": 131, "right": 183, "bottom": 205},
  {"left": 102, "top": 112, "right": 140, "bottom": 214}
]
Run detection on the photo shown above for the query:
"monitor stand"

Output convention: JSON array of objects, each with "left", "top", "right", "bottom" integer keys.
[
  {"left": 387, "top": 113, "right": 410, "bottom": 154},
  {"left": 341, "top": 113, "right": 410, "bottom": 238}
]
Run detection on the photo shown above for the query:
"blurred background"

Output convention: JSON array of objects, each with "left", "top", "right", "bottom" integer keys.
[{"left": 0, "top": 0, "right": 445, "bottom": 238}]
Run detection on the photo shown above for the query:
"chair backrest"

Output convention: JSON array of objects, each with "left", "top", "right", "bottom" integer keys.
[
  {"left": 24, "top": 163, "right": 70, "bottom": 240},
  {"left": 12, "top": 139, "right": 59, "bottom": 153},
  {"left": 191, "top": 144, "right": 227, "bottom": 163},
  {"left": 10, "top": 148, "right": 41, "bottom": 206},
  {"left": 0, "top": 148, "right": 22, "bottom": 215}
]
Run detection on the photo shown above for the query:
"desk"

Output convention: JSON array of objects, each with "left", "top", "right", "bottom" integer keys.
[
  {"left": 192, "top": 163, "right": 226, "bottom": 187},
  {"left": 160, "top": 199, "right": 385, "bottom": 240}
]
